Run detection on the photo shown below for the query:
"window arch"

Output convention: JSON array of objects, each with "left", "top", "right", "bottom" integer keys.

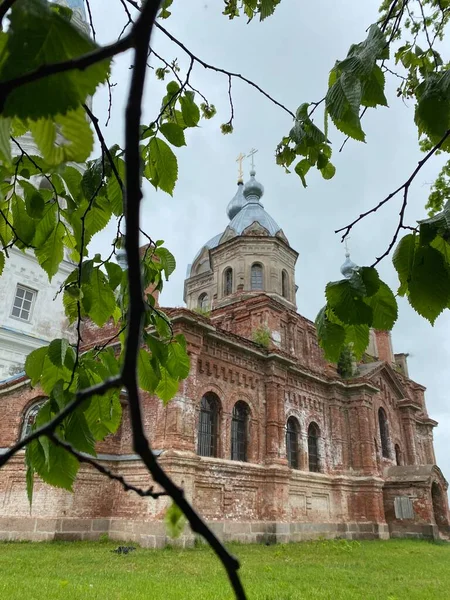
[
  {"left": 21, "top": 400, "right": 46, "bottom": 440},
  {"left": 378, "top": 407, "right": 390, "bottom": 458},
  {"left": 197, "top": 293, "right": 209, "bottom": 311},
  {"left": 395, "top": 443, "right": 402, "bottom": 466},
  {"left": 231, "top": 401, "right": 249, "bottom": 461},
  {"left": 197, "top": 393, "right": 219, "bottom": 457},
  {"left": 308, "top": 422, "right": 320, "bottom": 472},
  {"left": 224, "top": 268, "right": 233, "bottom": 296},
  {"left": 281, "top": 270, "right": 289, "bottom": 299},
  {"left": 286, "top": 417, "right": 300, "bottom": 469},
  {"left": 251, "top": 263, "right": 263, "bottom": 290}
]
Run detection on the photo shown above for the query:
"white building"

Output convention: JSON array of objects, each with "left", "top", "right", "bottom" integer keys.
[{"left": 0, "top": 0, "right": 88, "bottom": 380}]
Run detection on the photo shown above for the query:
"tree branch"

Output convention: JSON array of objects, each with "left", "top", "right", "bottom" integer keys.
[
  {"left": 336, "top": 129, "right": 450, "bottom": 263},
  {"left": 119, "top": 2, "right": 247, "bottom": 597},
  {"left": 0, "top": 376, "right": 122, "bottom": 468},
  {"left": 47, "top": 433, "right": 166, "bottom": 499}
]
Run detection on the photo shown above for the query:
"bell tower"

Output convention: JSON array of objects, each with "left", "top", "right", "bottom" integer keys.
[{"left": 184, "top": 154, "right": 298, "bottom": 313}]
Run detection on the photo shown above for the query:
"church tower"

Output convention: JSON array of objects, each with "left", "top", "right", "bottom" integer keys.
[{"left": 184, "top": 156, "right": 298, "bottom": 317}]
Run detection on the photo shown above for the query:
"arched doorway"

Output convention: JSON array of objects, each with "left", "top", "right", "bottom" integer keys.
[{"left": 431, "top": 481, "right": 449, "bottom": 532}]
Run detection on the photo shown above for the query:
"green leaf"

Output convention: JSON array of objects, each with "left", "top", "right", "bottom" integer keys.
[
  {"left": 1, "top": 0, "right": 110, "bottom": 119},
  {"left": 165, "top": 502, "right": 186, "bottom": 538},
  {"left": 138, "top": 349, "right": 159, "bottom": 393},
  {"left": 320, "top": 161, "right": 336, "bottom": 180},
  {"left": 0, "top": 250, "right": 4, "bottom": 276},
  {"left": 26, "top": 461, "right": 34, "bottom": 506},
  {"left": 34, "top": 220, "right": 65, "bottom": 280},
  {"left": 393, "top": 233, "right": 417, "bottom": 295},
  {"left": 415, "top": 73, "right": 450, "bottom": 139},
  {"left": 315, "top": 306, "right": 346, "bottom": 362},
  {"left": 294, "top": 158, "right": 311, "bottom": 187},
  {"left": 20, "top": 181, "right": 45, "bottom": 218},
  {"left": 105, "top": 261, "right": 123, "bottom": 291},
  {"left": 361, "top": 65, "right": 388, "bottom": 108},
  {"left": 65, "top": 410, "right": 96, "bottom": 456},
  {"left": 155, "top": 367, "right": 179, "bottom": 404},
  {"left": 408, "top": 245, "right": 450, "bottom": 324},
  {"left": 358, "top": 266, "right": 381, "bottom": 297},
  {"left": 26, "top": 437, "right": 79, "bottom": 491},
  {"left": 82, "top": 268, "right": 116, "bottom": 327},
  {"left": 0, "top": 117, "right": 11, "bottom": 164},
  {"left": 47, "top": 338, "right": 70, "bottom": 368},
  {"left": 344, "top": 324, "right": 370, "bottom": 360},
  {"left": 30, "top": 107, "right": 94, "bottom": 166},
  {"left": 179, "top": 94, "right": 200, "bottom": 127},
  {"left": 364, "top": 282, "right": 398, "bottom": 330},
  {"left": 166, "top": 335, "right": 190, "bottom": 379},
  {"left": 11, "top": 194, "right": 36, "bottom": 245},
  {"left": 326, "top": 279, "right": 373, "bottom": 325},
  {"left": 33, "top": 202, "right": 57, "bottom": 247},
  {"left": 83, "top": 387, "right": 122, "bottom": 440},
  {"left": 159, "top": 122, "right": 186, "bottom": 147},
  {"left": 155, "top": 247, "right": 176, "bottom": 280},
  {"left": 25, "top": 346, "right": 48, "bottom": 386},
  {"left": 146, "top": 137, "right": 178, "bottom": 196}
]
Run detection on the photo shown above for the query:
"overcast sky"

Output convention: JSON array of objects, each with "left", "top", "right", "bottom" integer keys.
[{"left": 86, "top": 0, "right": 450, "bottom": 479}]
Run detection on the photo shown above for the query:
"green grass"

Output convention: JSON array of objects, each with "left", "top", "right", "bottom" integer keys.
[{"left": 0, "top": 538, "right": 449, "bottom": 599}]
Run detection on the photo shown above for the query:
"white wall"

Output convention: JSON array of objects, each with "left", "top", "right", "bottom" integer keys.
[{"left": 0, "top": 248, "right": 76, "bottom": 380}]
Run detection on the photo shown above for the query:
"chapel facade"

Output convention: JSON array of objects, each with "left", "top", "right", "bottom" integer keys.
[{"left": 0, "top": 168, "right": 448, "bottom": 546}]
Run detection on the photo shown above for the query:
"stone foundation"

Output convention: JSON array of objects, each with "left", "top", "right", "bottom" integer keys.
[{"left": 0, "top": 517, "right": 391, "bottom": 546}]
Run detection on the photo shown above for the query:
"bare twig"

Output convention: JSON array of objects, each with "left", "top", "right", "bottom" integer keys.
[{"left": 336, "top": 128, "right": 450, "bottom": 264}]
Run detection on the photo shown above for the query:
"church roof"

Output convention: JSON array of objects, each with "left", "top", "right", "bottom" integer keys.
[{"left": 187, "top": 169, "right": 284, "bottom": 277}]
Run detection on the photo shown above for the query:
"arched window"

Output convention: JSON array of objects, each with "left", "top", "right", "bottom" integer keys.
[
  {"left": 231, "top": 401, "right": 249, "bottom": 461},
  {"left": 197, "top": 293, "right": 209, "bottom": 311},
  {"left": 197, "top": 393, "right": 219, "bottom": 457},
  {"left": 308, "top": 422, "right": 320, "bottom": 472},
  {"left": 251, "top": 263, "right": 263, "bottom": 290},
  {"left": 224, "top": 268, "right": 233, "bottom": 296},
  {"left": 282, "top": 270, "right": 289, "bottom": 299},
  {"left": 395, "top": 444, "right": 402, "bottom": 466},
  {"left": 286, "top": 417, "right": 300, "bottom": 469},
  {"left": 21, "top": 400, "right": 46, "bottom": 440},
  {"left": 378, "top": 407, "right": 390, "bottom": 458}
]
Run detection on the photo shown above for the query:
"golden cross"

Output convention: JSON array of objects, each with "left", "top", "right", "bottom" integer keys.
[
  {"left": 236, "top": 152, "right": 245, "bottom": 181},
  {"left": 247, "top": 147, "right": 258, "bottom": 170},
  {"left": 344, "top": 237, "right": 351, "bottom": 256}
]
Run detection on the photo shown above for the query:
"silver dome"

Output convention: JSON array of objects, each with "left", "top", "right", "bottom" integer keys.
[
  {"left": 340, "top": 253, "right": 358, "bottom": 279},
  {"left": 243, "top": 170, "right": 264, "bottom": 201},
  {"left": 226, "top": 202, "right": 281, "bottom": 237},
  {"left": 226, "top": 182, "right": 245, "bottom": 220}
]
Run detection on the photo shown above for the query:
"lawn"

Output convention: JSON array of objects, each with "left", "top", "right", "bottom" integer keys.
[{"left": 0, "top": 538, "right": 449, "bottom": 599}]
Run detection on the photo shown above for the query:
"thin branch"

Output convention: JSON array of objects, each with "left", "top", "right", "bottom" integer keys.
[
  {"left": 0, "top": 376, "right": 122, "bottom": 468},
  {"left": 47, "top": 433, "right": 166, "bottom": 499},
  {"left": 85, "top": 0, "right": 97, "bottom": 41},
  {"left": 120, "top": 2, "right": 246, "bottom": 597},
  {"left": 336, "top": 129, "right": 450, "bottom": 263},
  {"left": 155, "top": 22, "right": 294, "bottom": 119}
]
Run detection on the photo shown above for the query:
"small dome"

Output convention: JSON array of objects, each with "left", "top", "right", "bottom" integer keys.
[
  {"left": 243, "top": 170, "right": 264, "bottom": 202},
  {"left": 340, "top": 253, "right": 358, "bottom": 279},
  {"left": 226, "top": 181, "right": 245, "bottom": 220}
]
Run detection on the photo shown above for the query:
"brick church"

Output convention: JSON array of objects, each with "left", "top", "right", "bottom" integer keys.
[{"left": 0, "top": 166, "right": 448, "bottom": 546}]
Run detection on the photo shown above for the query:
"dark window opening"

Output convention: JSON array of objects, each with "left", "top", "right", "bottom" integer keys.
[
  {"left": 21, "top": 401, "right": 45, "bottom": 440},
  {"left": 197, "top": 393, "right": 219, "bottom": 457},
  {"left": 224, "top": 268, "right": 233, "bottom": 296},
  {"left": 286, "top": 417, "right": 299, "bottom": 469},
  {"left": 282, "top": 270, "right": 288, "bottom": 299},
  {"left": 198, "top": 293, "right": 209, "bottom": 311},
  {"left": 231, "top": 401, "right": 249, "bottom": 461},
  {"left": 395, "top": 444, "right": 402, "bottom": 466},
  {"left": 251, "top": 264, "right": 263, "bottom": 290},
  {"left": 378, "top": 407, "right": 390, "bottom": 458},
  {"left": 308, "top": 422, "right": 320, "bottom": 472}
]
